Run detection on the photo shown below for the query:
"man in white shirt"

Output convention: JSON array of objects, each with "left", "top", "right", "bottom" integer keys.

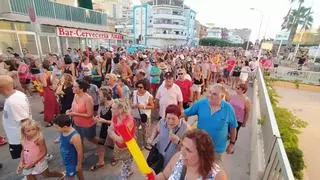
[
  {"left": 155, "top": 72, "right": 183, "bottom": 119},
  {"left": 0, "top": 75, "right": 31, "bottom": 160}
]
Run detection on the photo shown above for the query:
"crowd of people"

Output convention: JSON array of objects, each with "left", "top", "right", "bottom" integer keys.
[{"left": 0, "top": 45, "right": 263, "bottom": 180}]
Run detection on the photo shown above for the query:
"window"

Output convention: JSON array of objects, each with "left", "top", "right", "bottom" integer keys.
[
  {"left": 40, "top": 36, "right": 50, "bottom": 54},
  {"left": 18, "top": 34, "right": 38, "bottom": 55},
  {"left": 0, "top": 32, "right": 20, "bottom": 55},
  {"left": 113, "top": 4, "right": 117, "bottom": 18}
]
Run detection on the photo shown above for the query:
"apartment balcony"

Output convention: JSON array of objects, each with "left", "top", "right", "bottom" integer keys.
[
  {"left": 153, "top": 23, "right": 185, "bottom": 30},
  {"left": 152, "top": 33, "right": 186, "bottom": 40},
  {"left": 153, "top": 13, "right": 185, "bottom": 21},
  {"left": 0, "top": 0, "right": 109, "bottom": 31}
]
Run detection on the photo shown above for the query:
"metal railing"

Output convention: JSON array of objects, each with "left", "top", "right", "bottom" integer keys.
[
  {"left": 270, "top": 67, "right": 320, "bottom": 85},
  {"left": 9, "top": 0, "right": 107, "bottom": 25},
  {"left": 255, "top": 67, "right": 295, "bottom": 180}
]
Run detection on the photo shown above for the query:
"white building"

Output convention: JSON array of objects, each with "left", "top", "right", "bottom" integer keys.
[
  {"left": 116, "top": 0, "right": 197, "bottom": 48},
  {"left": 207, "top": 27, "right": 222, "bottom": 39}
]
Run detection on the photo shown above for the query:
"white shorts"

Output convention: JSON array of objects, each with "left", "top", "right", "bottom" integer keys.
[
  {"left": 192, "top": 84, "right": 202, "bottom": 92},
  {"left": 23, "top": 158, "right": 48, "bottom": 175}
]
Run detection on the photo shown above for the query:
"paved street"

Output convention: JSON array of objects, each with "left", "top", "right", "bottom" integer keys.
[{"left": 0, "top": 89, "right": 252, "bottom": 180}]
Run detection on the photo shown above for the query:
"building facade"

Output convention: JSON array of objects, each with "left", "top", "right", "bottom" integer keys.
[
  {"left": 0, "top": 0, "right": 123, "bottom": 58},
  {"left": 116, "top": 0, "right": 197, "bottom": 48}
]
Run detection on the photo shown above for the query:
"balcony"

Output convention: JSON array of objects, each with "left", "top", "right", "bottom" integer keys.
[
  {"left": 152, "top": 33, "right": 186, "bottom": 40},
  {"left": 0, "top": 0, "right": 108, "bottom": 31},
  {"left": 153, "top": 23, "right": 185, "bottom": 30},
  {"left": 153, "top": 13, "right": 185, "bottom": 21}
]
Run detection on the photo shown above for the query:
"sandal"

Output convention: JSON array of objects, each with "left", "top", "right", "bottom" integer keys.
[
  {"left": 111, "top": 158, "right": 118, "bottom": 166},
  {"left": 89, "top": 164, "right": 104, "bottom": 171},
  {"left": 45, "top": 123, "right": 53, "bottom": 127},
  {"left": 59, "top": 172, "right": 66, "bottom": 180}
]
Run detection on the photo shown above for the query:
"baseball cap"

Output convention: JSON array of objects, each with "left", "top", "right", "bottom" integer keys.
[{"left": 164, "top": 71, "right": 174, "bottom": 78}]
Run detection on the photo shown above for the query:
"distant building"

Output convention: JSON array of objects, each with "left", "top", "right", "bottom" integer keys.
[
  {"left": 229, "top": 28, "right": 251, "bottom": 42},
  {"left": 118, "top": 0, "right": 197, "bottom": 48},
  {"left": 207, "top": 27, "right": 222, "bottom": 39}
]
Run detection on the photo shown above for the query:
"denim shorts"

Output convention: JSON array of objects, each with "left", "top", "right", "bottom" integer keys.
[{"left": 73, "top": 124, "right": 96, "bottom": 140}]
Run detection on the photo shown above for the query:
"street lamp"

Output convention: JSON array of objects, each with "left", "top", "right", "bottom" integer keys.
[{"left": 250, "top": 7, "right": 264, "bottom": 60}]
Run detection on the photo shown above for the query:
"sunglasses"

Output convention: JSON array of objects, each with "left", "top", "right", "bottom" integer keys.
[
  {"left": 178, "top": 73, "right": 183, "bottom": 75},
  {"left": 137, "top": 86, "right": 144, "bottom": 89}
]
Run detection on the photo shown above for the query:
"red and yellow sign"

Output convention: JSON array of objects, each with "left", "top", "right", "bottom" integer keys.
[{"left": 56, "top": 27, "right": 123, "bottom": 40}]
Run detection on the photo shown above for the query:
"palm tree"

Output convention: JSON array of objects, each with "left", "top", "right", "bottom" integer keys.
[{"left": 282, "top": 6, "right": 313, "bottom": 45}]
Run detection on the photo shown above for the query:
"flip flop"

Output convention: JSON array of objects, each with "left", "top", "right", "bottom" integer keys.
[
  {"left": 89, "top": 164, "right": 105, "bottom": 171},
  {"left": 111, "top": 158, "right": 118, "bottom": 166}
]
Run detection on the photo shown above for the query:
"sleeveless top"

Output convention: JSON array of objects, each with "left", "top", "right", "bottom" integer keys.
[
  {"left": 230, "top": 95, "right": 246, "bottom": 123},
  {"left": 22, "top": 137, "right": 41, "bottom": 166},
  {"left": 193, "top": 77, "right": 203, "bottom": 85},
  {"left": 132, "top": 90, "right": 152, "bottom": 119},
  {"left": 169, "top": 154, "right": 221, "bottom": 180},
  {"left": 112, "top": 114, "right": 136, "bottom": 149},
  {"left": 64, "top": 65, "right": 73, "bottom": 75},
  {"left": 157, "top": 119, "right": 188, "bottom": 166},
  {"left": 112, "top": 84, "right": 120, "bottom": 99},
  {"left": 60, "top": 130, "right": 78, "bottom": 166},
  {"left": 71, "top": 94, "right": 95, "bottom": 127}
]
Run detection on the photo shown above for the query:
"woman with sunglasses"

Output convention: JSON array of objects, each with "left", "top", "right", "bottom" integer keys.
[{"left": 132, "top": 79, "right": 154, "bottom": 148}]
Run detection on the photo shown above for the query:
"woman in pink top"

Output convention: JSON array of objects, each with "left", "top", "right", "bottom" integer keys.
[
  {"left": 67, "top": 79, "right": 97, "bottom": 143},
  {"left": 17, "top": 119, "right": 64, "bottom": 179},
  {"left": 230, "top": 83, "right": 251, "bottom": 142}
]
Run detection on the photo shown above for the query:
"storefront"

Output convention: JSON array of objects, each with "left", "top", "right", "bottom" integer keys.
[
  {"left": 0, "top": 20, "right": 124, "bottom": 59},
  {"left": 56, "top": 27, "right": 124, "bottom": 52}
]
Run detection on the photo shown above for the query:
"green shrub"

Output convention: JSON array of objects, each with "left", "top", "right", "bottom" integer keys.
[
  {"left": 265, "top": 78, "right": 307, "bottom": 180},
  {"left": 199, "top": 38, "right": 242, "bottom": 47}
]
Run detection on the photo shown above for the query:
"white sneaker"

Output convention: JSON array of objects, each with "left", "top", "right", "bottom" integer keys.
[{"left": 45, "top": 154, "right": 54, "bottom": 161}]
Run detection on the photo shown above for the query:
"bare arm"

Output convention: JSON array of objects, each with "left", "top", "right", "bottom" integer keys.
[
  {"left": 70, "top": 134, "right": 83, "bottom": 171},
  {"left": 40, "top": 73, "right": 47, "bottom": 87},
  {"left": 243, "top": 98, "right": 251, "bottom": 126},
  {"left": 215, "top": 169, "right": 228, "bottom": 180},
  {"left": 146, "top": 96, "right": 154, "bottom": 109},
  {"left": 116, "top": 85, "right": 124, "bottom": 98}
]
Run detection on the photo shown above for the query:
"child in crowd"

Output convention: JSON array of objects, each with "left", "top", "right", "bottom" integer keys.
[
  {"left": 17, "top": 119, "right": 64, "bottom": 179},
  {"left": 54, "top": 114, "right": 84, "bottom": 180}
]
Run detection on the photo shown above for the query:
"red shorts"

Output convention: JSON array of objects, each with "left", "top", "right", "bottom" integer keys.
[{"left": 150, "top": 83, "right": 160, "bottom": 90}]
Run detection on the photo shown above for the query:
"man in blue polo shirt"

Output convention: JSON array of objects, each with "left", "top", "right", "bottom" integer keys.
[{"left": 184, "top": 84, "right": 237, "bottom": 163}]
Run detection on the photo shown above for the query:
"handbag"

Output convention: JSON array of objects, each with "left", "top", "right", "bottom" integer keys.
[
  {"left": 146, "top": 126, "right": 181, "bottom": 174},
  {"left": 136, "top": 93, "right": 148, "bottom": 123}
]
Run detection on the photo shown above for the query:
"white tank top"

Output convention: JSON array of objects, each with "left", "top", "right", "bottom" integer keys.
[{"left": 132, "top": 90, "right": 152, "bottom": 119}]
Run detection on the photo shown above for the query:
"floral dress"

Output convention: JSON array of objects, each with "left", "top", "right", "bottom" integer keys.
[{"left": 169, "top": 154, "right": 221, "bottom": 180}]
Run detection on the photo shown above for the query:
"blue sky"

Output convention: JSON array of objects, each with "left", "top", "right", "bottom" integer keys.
[{"left": 133, "top": 0, "right": 320, "bottom": 41}]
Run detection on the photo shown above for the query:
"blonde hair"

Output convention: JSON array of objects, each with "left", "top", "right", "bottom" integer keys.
[
  {"left": 106, "top": 73, "right": 118, "bottom": 81},
  {"left": 0, "top": 75, "right": 14, "bottom": 88},
  {"left": 114, "top": 98, "right": 131, "bottom": 114},
  {"left": 21, "top": 119, "right": 43, "bottom": 141}
]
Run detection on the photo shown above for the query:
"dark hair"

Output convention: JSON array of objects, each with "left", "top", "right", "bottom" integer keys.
[
  {"left": 54, "top": 114, "right": 72, "bottom": 127},
  {"left": 165, "top": 104, "right": 181, "bottom": 118},
  {"left": 238, "top": 83, "right": 248, "bottom": 93},
  {"left": 83, "top": 76, "right": 92, "bottom": 84},
  {"left": 42, "top": 60, "right": 51, "bottom": 70},
  {"left": 64, "top": 55, "right": 72, "bottom": 64},
  {"left": 135, "top": 79, "right": 149, "bottom": 91},
  {"left": 76, "top": 79, "right": 90, "bottom": 92},
  {"left": 182, "top": 129, "right": 215, "bottom": 178},
  {"left": 216, "top": 78, "right": 226, "bottom": 84},
  {"left": 244, "top": 60, "right": 249, "bottom": 66},
  {"left": 89, "top": 55, "right": 95, "bottom": 62}
]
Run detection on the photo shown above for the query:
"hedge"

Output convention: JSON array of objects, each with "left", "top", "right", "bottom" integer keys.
[
  {"left": 265, "top": 77, "right": 307, "bottom": 179},
  {"left": 199, "top": 38, "right": 242, "bottom": 47}
]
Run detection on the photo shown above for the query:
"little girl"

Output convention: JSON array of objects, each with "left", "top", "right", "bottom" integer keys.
[{"left": 17, "top": 119, "right": 64, "bottom": 180}]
